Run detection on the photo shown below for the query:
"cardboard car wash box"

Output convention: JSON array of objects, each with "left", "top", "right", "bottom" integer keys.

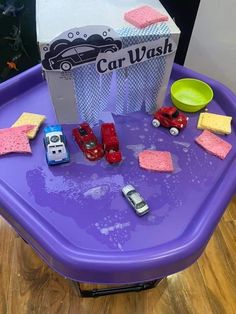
[{"left": 36, "top": 0, "right": 180, "bottom": 125}]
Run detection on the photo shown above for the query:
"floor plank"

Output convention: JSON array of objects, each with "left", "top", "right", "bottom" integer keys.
[{"left": 1, "top": 196, "right": 236, "bottom": 314}]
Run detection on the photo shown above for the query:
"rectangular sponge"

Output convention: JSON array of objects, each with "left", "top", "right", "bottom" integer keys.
[
  {"left": 124, "top": 5, "right": 168, "bottom": 29},
  {"left": 195, "top": 130, "right": 232, "bottom": 159},
  {"left": 197, "top": 112, "right": 232, "bottom": 135},
  {"left": 138, "top": 150, "right": 174, "bottom": 172},
  {"left": 12, "top": 112, "right": 46, "bottom": 139}
]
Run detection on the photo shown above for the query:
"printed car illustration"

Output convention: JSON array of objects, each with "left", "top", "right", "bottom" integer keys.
[
  {"left": 101, "top": 123, "right": 122, "bottom": 164},
  {"left": 49, "top": 43, "right": 119, "bottom": 71},
  {"left": 152, "top": 107, "right": 188, "bottom": 136},
  {"left": 43, "top": 125, "right": 70, "bottom": 165},
  {"left": 122, "top": 185, "right": 149, "bottom": 216},
  {"left": 72, "top": 123, "right": 104, "bottom": 161}
]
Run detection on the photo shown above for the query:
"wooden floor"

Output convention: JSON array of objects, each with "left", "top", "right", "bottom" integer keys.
[{"left": 0, "top": 196, "right": 236, "bottom": 314}]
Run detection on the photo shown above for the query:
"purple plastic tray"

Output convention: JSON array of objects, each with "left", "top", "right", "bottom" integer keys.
[{"left": 0, "top": 64, "right": 235, "bottom": 284}]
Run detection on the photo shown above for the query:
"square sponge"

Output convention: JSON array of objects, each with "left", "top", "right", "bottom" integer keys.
[
  {"left": 12, "top": 112, "right": 46, "bottom": 139},
  {"left": 197, "top": 112, "right": 232, "bottom": 135},
  {"left": 124, "top": 5, "right": 168, "bottom": 29}
]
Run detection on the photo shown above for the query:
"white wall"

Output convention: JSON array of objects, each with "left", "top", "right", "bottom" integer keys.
[{"left": 185, "top": 0, "right": 236, "bottom": 93}]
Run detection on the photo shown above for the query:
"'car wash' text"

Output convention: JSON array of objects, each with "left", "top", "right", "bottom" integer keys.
[{"left": 96, "top": 38, "right": 176, "bottom": 74}]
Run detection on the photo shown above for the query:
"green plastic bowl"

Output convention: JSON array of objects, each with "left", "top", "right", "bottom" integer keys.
[{"left": 171, "top": 78, "right": 214, "bottom": 112}]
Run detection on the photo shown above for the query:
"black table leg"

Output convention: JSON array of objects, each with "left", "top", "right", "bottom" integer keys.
[{"left": 72, "top": 278, "right": 165, "bottom": 298}]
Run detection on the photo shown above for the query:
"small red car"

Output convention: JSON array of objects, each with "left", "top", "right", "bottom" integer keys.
[
  {"left": 72, "top": 123, "right": 104, "bottom": 161},
  {"left": 152, "top": 107, "right": 188, "bottom": 136},
  {"left": 101, "top": 123, "right": 122, "bottom": 164}
]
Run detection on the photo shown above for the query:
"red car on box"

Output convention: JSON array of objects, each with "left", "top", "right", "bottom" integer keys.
[
  {"left": 101, "top": 123, "right": 122, "bottom": 164},
  {"left": 72, "top": 123, "right": 104, "bottom": 161},
  {"left": 152, "top": 107, "right": 188, "bottom": 136}
]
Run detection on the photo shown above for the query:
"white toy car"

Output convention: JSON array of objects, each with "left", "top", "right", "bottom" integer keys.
[
  {"left": 43, "top": 125, "right": 70, "bottom": 165},
  {"left": 122, "top": 185, "right": 149, "bottom": 216}
]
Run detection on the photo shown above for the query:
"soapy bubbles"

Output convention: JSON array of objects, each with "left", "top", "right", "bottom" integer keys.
[{"left": 68, "top": 32, "right": 74, "bottom": 38}]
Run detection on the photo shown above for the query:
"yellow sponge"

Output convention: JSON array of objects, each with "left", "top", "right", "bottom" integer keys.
[
  {"left": 197, "top": 112, "right": 232, "bottom": 135},
  {"left": 12, "top": 112, "right": 46, "bottom": 139},
  {"left": 197, "top": 113, "right": 204, "bottom": 129}
]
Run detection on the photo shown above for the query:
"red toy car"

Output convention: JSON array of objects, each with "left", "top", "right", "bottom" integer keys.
[
  {"left": 152, "top": 107, "right": 188, "bottom": 136},
  {"left": 101, "top": 123, "right": 122, "bottom": 164},
  {"left": 72, "top": 123, "right": 104, "bottom": 161}
]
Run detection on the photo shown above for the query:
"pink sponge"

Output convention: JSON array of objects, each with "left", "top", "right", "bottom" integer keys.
[
  {"left": 139, "top": 150, "right": 174, "bottom": 172},
  {"left": 195, "top": 130, "right": 232, "bottom": 160},
  {"left": 0, "top": 125, "right": 34, "bottom": 155},
  {"left": 0, "top": 125, "right": 34, "bottom": 134},
  {"left": 124, "top": 5, "right": 168, "bottom": 29}
]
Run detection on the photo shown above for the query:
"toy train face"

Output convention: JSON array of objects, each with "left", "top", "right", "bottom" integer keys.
[{"left": 44, "top": 125, "right": 70, "bottom": 165}]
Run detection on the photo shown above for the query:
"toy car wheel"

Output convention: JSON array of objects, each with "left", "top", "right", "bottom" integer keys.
[
  {"left": 169, "top": 127, "right": 179, "bottom": 136},
  {"left": 104, "top": 48, "right": 115, "bottom": 53},
  {"left": 61, "top": 62, "right": 72, "bottom": 71},
  {"left": 43, "top": 138, "right": 47, "bottom": 149},
  {"left": 152, "top": 119, "right": 160, "bottom": 128}
]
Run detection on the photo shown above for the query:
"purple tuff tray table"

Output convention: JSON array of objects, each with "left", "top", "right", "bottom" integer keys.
[{"left": 0, "top": 64, "right": 235, "bottom": 285}]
